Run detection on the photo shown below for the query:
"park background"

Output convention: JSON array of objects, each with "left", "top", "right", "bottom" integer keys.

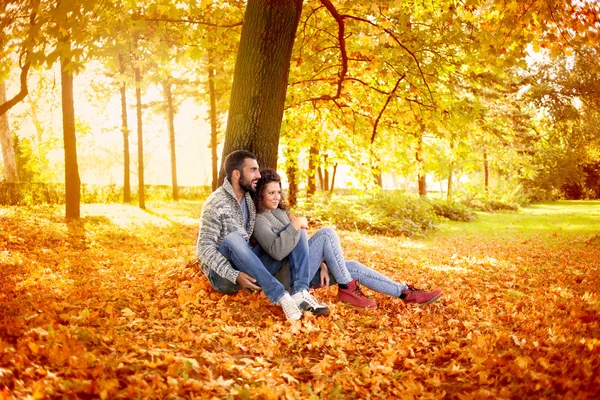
[{"left": 1, "top": 0, "right": 600, "bottom": 398}]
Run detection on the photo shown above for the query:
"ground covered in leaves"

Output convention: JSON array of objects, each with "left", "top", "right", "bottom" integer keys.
[{"left": 1, "top": 201, "right": 599, "bottom": 399}]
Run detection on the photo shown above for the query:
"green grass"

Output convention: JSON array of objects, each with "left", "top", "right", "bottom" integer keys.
[{"left": 436, "top": 200, "right": 600, "bottom": 243}]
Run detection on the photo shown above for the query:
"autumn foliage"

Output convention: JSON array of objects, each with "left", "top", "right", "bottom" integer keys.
[{"left": 1, "top": 203, "right": 600, "bottom": 398}]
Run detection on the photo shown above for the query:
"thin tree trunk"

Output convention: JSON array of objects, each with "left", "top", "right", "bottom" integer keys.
[
  {"left": 416, "top": 133, "right": 426, "bottom": 196},
  {"left": 307, "top": 143, "right": 318, "bottom": 196},
  {"left": 0, "top": 81, "right": 19, "bottom": 181},
  {"left": 371, "top": 152, "right": 382, "bottom": 188},
  {"left": 317, "top": 166, "right": 324, "bottom": 190},
  {"left": 329, "top": 163, "right": 338, "bottom": 192},
  {"left": 208, "top": 58, "right": 219, "bottom": 191},
  {"left": 447, "top": 165, "right": 453, "bottom": 202},
  {"left": 219, "top": 0, "right": 303, "bottom": 182},
  {"left": 119, "top": 56, "right": 131, "bottom": 203},
  {"left": 323, "top": 154, "right": 329, "bottom": 191},
  {"left": 134, "top": 65, "right": 145, "bottom": 210},
  {"left": 483, "top": 146, "right": 489, "bottom": 193},
  {"left": 60, "top": 53, "right": 81, "bottom": 219},
  {"left": 285, "top": 148, "right": 298, "bottom": 207},
  {"left": 164, "top": 79, "right": 179, "bottom": 201}
]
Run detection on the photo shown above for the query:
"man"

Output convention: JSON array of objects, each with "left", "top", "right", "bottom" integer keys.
[{"left": 196, "top": 150, "right": 328, "bottom": 321}]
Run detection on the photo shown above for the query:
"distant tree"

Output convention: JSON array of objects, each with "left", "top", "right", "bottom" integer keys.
[{"left": 0, "top": 81, "right": 18, "bottom": 181}]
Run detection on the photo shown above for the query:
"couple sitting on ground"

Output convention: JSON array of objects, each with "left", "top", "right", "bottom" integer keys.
[{"left": 196, "top": 150, "right": 442, "bottom": 321}]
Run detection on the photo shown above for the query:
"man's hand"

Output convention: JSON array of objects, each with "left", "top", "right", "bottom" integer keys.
[
  {"left": 236, "top": 271, "right": 262, "bottom": 291},
  {"left": 319, "top": 262, "right": 330, "bottom": 287}
]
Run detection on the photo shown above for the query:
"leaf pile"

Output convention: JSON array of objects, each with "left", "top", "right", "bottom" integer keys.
[{"left": 1, "top": 204, "right": 599, "bottom": 399}]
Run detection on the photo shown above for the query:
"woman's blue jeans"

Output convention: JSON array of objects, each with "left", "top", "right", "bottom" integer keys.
[{"left": 306, "top": 227, "right": 407, "bottom": 297}]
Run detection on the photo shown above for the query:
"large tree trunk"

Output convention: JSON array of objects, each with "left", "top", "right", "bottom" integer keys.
[
  {"left": 330, "top": 163, "right": 338, "bottom": 192},
  {"left": 0, "top": 81, "right": 19, "bottom": 181},
  {"left": 219, "top": 0, "right": 303, "bottom": 181},
  {"left": 208, "top": 59, "right": 219, "bottom": 191},
  {"left": 119, "top": 55, "right": 131, "bottom": 203},
  {"left": 134, "top": 65, "right": 145, "bottom": 210},
  {"left": 164, "top": 79, "right": 179, "bottom": 201},
  {"left": 60, "top": 54, "right": 81, "bottom": 220}
]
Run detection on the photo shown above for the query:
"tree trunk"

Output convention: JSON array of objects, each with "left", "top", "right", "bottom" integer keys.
[
  {"left": 371, "top": 153, "right": 382, "bottom": 188},
  {"left": 164, "top": 79, "right": 179, "bottom": 201},
  {"left": 134, "top": 65, "right": 145, "bottom": 210},
  {"left": 483, "top": 146, "right": 489, "bottom": 193},
  {"left": 208, "top": 59, "right": 219, "bottom": 191},
  {"left": 323, "top": 154, "right": 329, "bottom": 191},
  {"left": 416, "top": 133, "right": 426, "bottom": 196},
  {"left": 307, "top": 143, "right": 318, "bottom": 196},
  {"left": 284, "top": 148, "right": 298, "bottom": 207},
  {"left": 119, "top": 56, "right": 131, "bottom": 203},
  {"left": 447, "top": 157, "right": 454, "bottom": 202},
  {"left": 317, "top": 166, "right": 324, "bottom": 190},
  {"left": 219, "top": 0, "right": 303, "bottom": 181},
  {"left": 0, "top": 81, "right": 19, "bottom": 181},
  {"left": 330, "top": 163, "right": 338, "bottom": 192},
  {"left": 60, "top": 54, "right": 81, "bottom": 220}
]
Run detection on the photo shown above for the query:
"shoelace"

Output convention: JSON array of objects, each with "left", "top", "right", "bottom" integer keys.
[
  {"left": 281, "top": 299, "right": 300, "bottom": 318},
  {"left": 404, "top": 285, "right": 426, "bottom": 293},
  {"left": 353, "top": 282, "right": 369, "bottom": 298},
  {"left": 304, "top": 292, "right": 325, "bottom": 308}
]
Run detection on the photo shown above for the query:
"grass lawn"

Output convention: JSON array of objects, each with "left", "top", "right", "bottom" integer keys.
[{"left": 438, "top": 200, "right": 600, "bottom": 242}]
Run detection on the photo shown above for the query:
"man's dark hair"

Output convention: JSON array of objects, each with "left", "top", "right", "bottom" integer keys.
[{"left": 224, "top": 150, "right": 257, "bottom": 182}]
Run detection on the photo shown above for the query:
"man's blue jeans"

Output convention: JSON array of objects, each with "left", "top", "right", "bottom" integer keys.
[
  {"left": 208, "top": 231, "right": 309, "bottom": 304},
  {"left": 257, "top": 228, "right": 311, "bottom": 295}
]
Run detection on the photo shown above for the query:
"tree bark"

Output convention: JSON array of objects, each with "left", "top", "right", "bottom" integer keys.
[
  {"left": 307, "top": 143, "right": 318, "bottom": 196},
  {"left": 134, "top": 65, "right": 145, "bottom": 210},
  {"left": 416, "top": 133, "right": 426, "bottom": 196},
  {"left": 219, "top": 0, "right": 303, "bottom": 181},
  {"left": 317, "top": 166, "right": 324, "bottom": 190},
  {"left": 208, "top": 59, "right": 219, "bottom": 191},
  {"left": 330, "top": 163, "right": 338, "bottom": 192},
  {"left": 119, "top": 56, "right": 131, "bottom": 203},
  {"left": 164, "top": 79, "right": 179, "bottom": 200},
  {"left": 483, "top": 146, "right": 489, "bottom": 193},
  {"left": 447, "top": 143, "right": 454, "bottom": 202},
  {"left": 0, "top": 81, "right": 19, "bottom": 181},
  {"left": 284, "top": 147, "right": 298, "bottom": 207},
  {"left": 60, "top": 54, "right": 81, "bottom": 220}
]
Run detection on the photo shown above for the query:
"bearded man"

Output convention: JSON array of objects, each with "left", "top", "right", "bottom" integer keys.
[{"left": 196, "top": 150, "right": 327, "bottom": 321}]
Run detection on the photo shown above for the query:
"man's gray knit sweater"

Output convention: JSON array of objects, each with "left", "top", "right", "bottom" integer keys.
[{"left": 196, "top": 178, "right": 256, "bottom": 284}]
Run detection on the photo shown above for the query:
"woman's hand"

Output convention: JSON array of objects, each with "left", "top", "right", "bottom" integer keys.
[
  {"left": 319, "top": 262, "right": 330, "bottom": 287},
  {"left": 291, "top": 215, "right": 309, "bottom": 230}
]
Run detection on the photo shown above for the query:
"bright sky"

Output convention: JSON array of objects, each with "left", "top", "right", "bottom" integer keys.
[{"left": 4, "top": 61, "right": 217, "bottom": 186}]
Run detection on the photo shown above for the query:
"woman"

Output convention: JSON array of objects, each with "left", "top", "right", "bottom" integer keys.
[{"left": 252, "top": 169, "right": 443, "bottom": 309}]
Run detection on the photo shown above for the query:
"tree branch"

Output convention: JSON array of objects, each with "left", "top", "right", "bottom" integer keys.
[
  {"left": 0, "top": 4, "right": 36, "bottom": 118},
  {"left": 132, "top": 14, "right": 242, "bottom": 28},
  {"left": 371, "top": 74, "right": 405, "bottom": 144},
  {"left": 0, "top": 58, "right": 30, "bottom": 118},
  {"left": 342, "top": 14, "right": 434, "bottom": 104},
  {"left": 312, "top": 0, "right": 348, "bottom": 102}
]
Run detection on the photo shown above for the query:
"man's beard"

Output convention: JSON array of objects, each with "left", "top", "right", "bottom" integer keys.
[{"left": 239, "top": 175, "right": 255, "bottom": 193}]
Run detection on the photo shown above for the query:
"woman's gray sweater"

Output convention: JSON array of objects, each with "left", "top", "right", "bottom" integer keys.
[{"left": 252, "top": 208, "right": 301, "bottom": 260}]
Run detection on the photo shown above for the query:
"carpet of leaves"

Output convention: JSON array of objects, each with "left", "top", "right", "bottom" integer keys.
[{"left": 1, "top": 204, "right": 599, "bottom": 399}]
